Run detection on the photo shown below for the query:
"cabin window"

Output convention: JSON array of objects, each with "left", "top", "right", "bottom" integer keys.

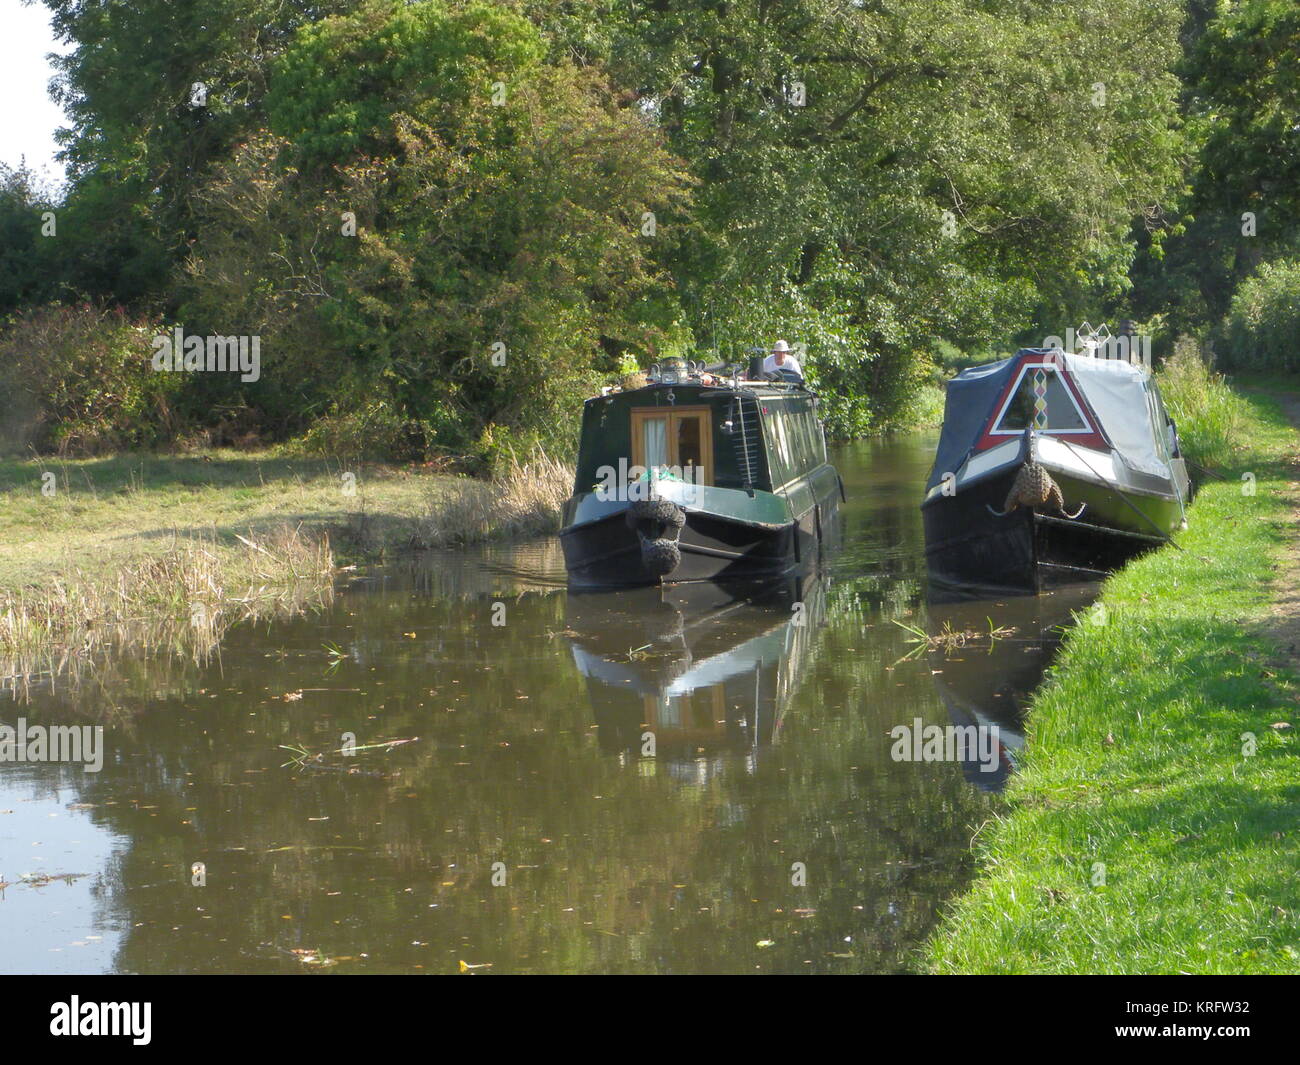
[
  {"left": 991, "top": 364, "right": 1090, "bottom": 435},
  {"left": 766, "top": 410, "right": 794, "bottom": 486},
  {"left": 765, "top": 405, "right": 824, "bottom": 486},
  {"left": 789, "top": 409, "right": 806, "bottom": 464},
  {"left": 630, "top": 407, "right": 713, "bottom": 486},
  {"left": 801, "top": 408, "right": 824, "bottom": 464},
  {"left": 676, "top": 413, "right": 704, "bottom": 470},
  {"left": 774, "top": 413, "right": 790, "bottom": 467},
  {"left": 639, "top": 415, "right": 669, "bottom": 467}
]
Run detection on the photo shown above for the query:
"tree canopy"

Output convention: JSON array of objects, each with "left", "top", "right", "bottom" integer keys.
[{"left": 4, "top": 0, "right": 1294, "bottom": 457}]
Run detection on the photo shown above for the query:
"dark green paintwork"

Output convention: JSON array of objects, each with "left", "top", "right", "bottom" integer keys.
[
  {"left": 574, "top": 383, "right": 826, "bottom": 493},
  {"left": 567, "top": 381, "right": 838, "bottom": 530}
]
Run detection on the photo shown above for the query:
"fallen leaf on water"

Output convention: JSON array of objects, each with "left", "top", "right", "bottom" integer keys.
[
  {"left": 291, "top": 948, "right": 337, "bottom": 967},
  {"left": 459, "top": 960, "right": 492, "bottom": 973}
]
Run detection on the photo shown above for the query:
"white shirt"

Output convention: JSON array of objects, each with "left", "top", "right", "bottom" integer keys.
[{"left": 762, "top": 353, "right": 803, "bottom": 378}]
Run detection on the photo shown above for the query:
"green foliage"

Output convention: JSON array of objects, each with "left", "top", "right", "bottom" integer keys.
[
  {"left": 1135, "top": 0, "right": 1300, "bottom": 335},
  {"left": 1220, "top": 259, "right": 1300, "bottom": 372},
  {"left": 588, "top": 0, "right": 1185, "bottom": 428},
  {"left": 267, "top": 0, "right": 545, "bottom": 166},
  {"left": 1156, "top": 336, "right": 1246, "bottom": 472},
  {"left": 40, "top": 0, "right": 360, "bottom": 303},
  {"left": 1191, "top": 0, "right": 1300, "bottom": 249},
  {"left": 20, "top": 0, "right": 1212, "bottom": 448},
  {"left": 183, "top": 2, "right": 690, "bottom": 454},
  {"left": 0, "top": 164, "right": 59, "bottom": 315},
  {"left": 292, "top": 399, "right": 433, "bottom": 463},
  {"left": 0, "top": 303, "right": 178, "bottom": 455}
]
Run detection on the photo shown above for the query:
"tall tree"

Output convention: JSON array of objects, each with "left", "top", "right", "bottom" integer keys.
[
  {"left": 182, "top": 0, "right": 691, "bottom": 453},
  {"left": 534, "top": 0, "right": 1186, "bottom": 431},
  {"left": 40, "top": 0, "right": 357, "bottom": 305}
]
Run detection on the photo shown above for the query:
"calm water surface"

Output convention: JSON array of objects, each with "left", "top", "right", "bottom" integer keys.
[{"left": 0, "top": 433, "right": 1094, "bottom": 974}]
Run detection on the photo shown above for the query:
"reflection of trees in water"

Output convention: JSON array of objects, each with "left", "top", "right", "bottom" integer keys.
[
  {"left": 4, "top": 646, "right": 207, "bottom": 727},
  {"left": 829, "top": 573, "right": 925, "bottom": 632},
  {"left": 24, "top": 563, "right": 992, "bottom": 974}
]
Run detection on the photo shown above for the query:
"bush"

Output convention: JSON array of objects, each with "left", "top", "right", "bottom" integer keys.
[
  {"left": 1220, "top": 260, "right": 1300, "bottom": 370},
  {"left": 471, "top": 417, "right": 584, "bottom": 478},
  {"left": 1156, "top": 336, "right": 1244, "bottom": 471},
  {"left": 0, "top": 303, "right": 178, "bottom": 455},
  {"left": 292, "top": 400, "right": 433, "bottom": 463}
]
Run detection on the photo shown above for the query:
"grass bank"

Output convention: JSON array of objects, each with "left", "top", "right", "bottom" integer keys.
[
  {"left": 927, "top": 364, "right": 1300, "bottom": 974},
  {"left": 0, "top": 450, "right": 572, "bottom": 683}
]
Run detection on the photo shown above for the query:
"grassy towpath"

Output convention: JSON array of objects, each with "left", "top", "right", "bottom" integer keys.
[
  {"left": 927, "top": 375, "right": 1300, "bottom": 974},
  {"left": 0, "top": 451, "right": 440, "bottom": 590}
]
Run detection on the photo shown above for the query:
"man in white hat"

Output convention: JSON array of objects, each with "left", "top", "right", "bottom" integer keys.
[{"left": 762, "top": 340, "right": 804, "bottom": 382}]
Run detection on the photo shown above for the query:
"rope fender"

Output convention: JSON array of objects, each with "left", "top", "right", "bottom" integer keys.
[
  {"left": 626, "top": 499, "right": 686, "bottom": 577},
  {"left": 986, "top": 461, "right": 1086, "bottom": 520}
]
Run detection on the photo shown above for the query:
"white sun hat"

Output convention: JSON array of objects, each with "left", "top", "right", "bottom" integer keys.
[{"left": 771, "top": 339, "right": 790, "bottom": 353}]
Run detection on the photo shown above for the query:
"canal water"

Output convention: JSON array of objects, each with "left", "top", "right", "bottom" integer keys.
[{"left": 0, "top": 433, "right": 1096, "bottom": 974}]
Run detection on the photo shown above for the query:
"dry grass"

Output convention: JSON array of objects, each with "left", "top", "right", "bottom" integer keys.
[
  {"left": 415, "top": 453, "right": 574, "bottom": 547},
  {"left": 0, "top": 447, "right": 569, "bottom": 691},
  {"left": 892, "top": 618, "right": 1017, "bottom": 661},
  {"left": 1, "top": 525, "right": 334, "bottom": 693},
  {"left": 0, "top": 449, "right": 447, "bottom": 591}
]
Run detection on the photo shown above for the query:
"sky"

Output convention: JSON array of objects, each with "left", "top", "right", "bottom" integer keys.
[{"left": 0, "top": 0, "right": 70, "bottom": 189}]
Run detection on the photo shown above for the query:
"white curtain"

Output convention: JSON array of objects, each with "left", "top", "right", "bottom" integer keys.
[{"left": 642, "top": 417, "right": 668, "bottom": 469}]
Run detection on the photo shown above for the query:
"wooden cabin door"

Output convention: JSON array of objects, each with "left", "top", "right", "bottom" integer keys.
[{"left": 630, "top": 407, "right": 713, "bottom": 486}]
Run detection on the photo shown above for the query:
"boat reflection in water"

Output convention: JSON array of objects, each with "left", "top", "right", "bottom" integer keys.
[
  {"left": 564, "top": 571, "right": 829, "bottom": 784},
  {"left": 924, "top": 581, "right": 1099, "bottom": 792}
]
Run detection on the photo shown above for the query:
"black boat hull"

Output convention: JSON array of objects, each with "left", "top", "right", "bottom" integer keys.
[
  {"left": 922, "top": 464, "right": 1175, "bottom": 594},
  {"left": 561, "top": 501, "right": 835, "bottom": 588}
]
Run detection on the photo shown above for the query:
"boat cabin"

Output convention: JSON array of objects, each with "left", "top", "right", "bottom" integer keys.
[
  {"left": 573, "top": 374, "right": 828, "bottom": 499},
  {"left": 561, "top": 359, "right": 842, "bottom": 587}
]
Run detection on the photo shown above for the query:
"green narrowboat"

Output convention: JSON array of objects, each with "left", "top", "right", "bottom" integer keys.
[
  {"left": 922, "top": 347, "right": 1191, "bottom": 593},
  {"left": 560, "top": 359, "right": 843, "bottom": 587}
]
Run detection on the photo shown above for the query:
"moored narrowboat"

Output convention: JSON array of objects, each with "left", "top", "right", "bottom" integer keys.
[
  {"left": 922, "top": 347, "right": 1191, "bottom": 593},
  {"left": 560, "top": 358, "right": 843, "bottom": 587}
]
